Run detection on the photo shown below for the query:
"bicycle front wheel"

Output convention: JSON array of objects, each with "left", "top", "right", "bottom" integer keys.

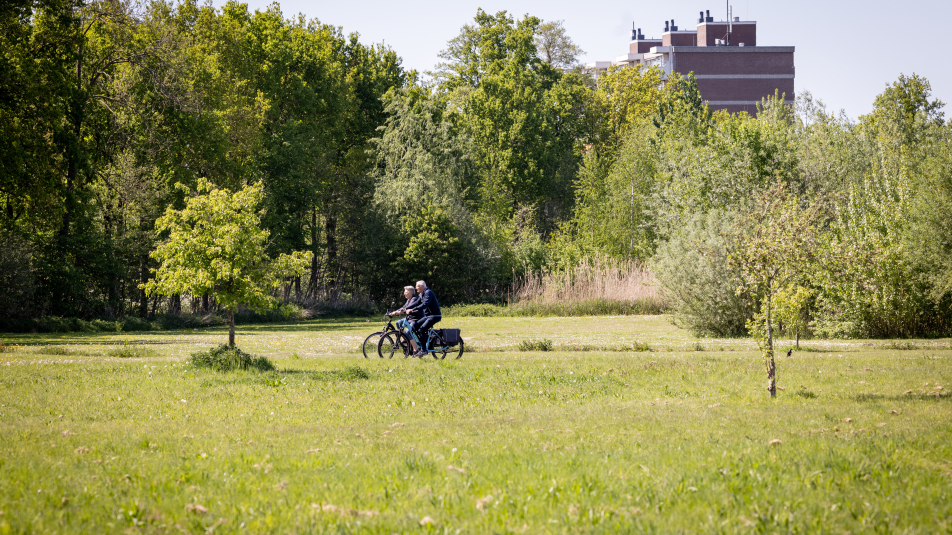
[
  {"left": 378, "top": 331, "right": 413, "bottom": 359},
  {"left": 362, "top": 332, "right": 384, "bottom": 358}
]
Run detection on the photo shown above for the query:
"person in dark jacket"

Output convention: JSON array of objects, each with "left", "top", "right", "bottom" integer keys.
[
  {"left": 406, "top": 280, "right": 441, "bottom": 357},
  {"left": 389, "top": 285, "right": 421, "bottom": 352}
]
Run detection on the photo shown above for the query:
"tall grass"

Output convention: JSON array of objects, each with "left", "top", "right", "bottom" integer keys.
[{"left": 508, "top": 257, "right": 664, "bottom": 316}]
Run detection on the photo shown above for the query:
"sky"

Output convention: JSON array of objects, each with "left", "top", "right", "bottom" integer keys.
[{"left": 213, "top": 0, "right": 952, "bottom": 120}]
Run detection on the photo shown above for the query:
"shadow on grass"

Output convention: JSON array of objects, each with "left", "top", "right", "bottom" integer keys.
[
  {"left": 279, "top": 366, "right": 372, "bottom": 381},
  {"left": 852, "top": 392, "right": 950, "bottom": 402}
]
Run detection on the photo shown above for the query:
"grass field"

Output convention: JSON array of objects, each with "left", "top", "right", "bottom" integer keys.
[{"left": 1, "top": 315, "right": 951, "bottom": 533}]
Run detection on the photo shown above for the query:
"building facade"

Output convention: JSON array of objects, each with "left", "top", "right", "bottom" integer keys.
[{"left": 587, "top": 11, "right": 795, "bottom": 115}]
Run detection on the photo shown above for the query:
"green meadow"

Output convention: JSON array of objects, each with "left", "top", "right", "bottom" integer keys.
[{"left": 1, "top": 316, "right": 951, "bottom": 533}]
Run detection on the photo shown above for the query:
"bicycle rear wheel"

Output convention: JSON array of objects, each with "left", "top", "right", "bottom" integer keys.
[
  {"left": 378, "top": 331, "right": 413, "bottom": 359},
  {"left": 362, "top": 332, "right": 384, "bottom": 358},
  {"left": 452, "top": 339, "right": 464, "bottom": 360},
  {"left": 429, "top": 331, "right": 449, "bottom": 360}
]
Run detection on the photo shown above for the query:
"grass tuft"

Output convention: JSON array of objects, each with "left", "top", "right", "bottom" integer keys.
[
  {"left": 519, "top": 339, "right": 554, "bottom": 352},
  {"left": 883, "top": 341, "right": 920, "bottom": 350},
  {"left": 189, "top": 344, "right": 275, "bottom": 372},
  {"left": 33, "top": 346, "right": 71, "bottom": 355},
  {"left": 107, "top": 345, "right": 158, "bottom": 359}
]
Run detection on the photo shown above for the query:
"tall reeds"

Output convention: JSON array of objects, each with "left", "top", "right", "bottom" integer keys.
[{"left": 507, "top": 256, "right": 665, "bottom": 316}]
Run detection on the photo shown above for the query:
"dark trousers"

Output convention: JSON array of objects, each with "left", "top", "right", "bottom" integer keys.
[{"left": 414, "top": 315, "right": 441, "bottom": 347}]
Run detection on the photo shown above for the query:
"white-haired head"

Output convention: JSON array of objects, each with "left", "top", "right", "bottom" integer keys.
[{"left": 415, "top": 280, "right": 427, "bottom": 291}]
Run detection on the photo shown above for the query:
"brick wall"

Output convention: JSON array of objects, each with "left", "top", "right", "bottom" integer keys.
[
  {"left": 629, "top": 40, "right": 662, "bottom": 54},
  {"left": 697, "top": 22, "right": 756, "bottom": 46},
  {"left": 730, "top": 24, "right": 757, "bottom": 46},
  {"left": 695, "top": 78, "right": 795, "bottom": 102},
  {"left": 662, "top": 32, "right": 698, "bottom": 46},
  {"left": 674, "top": 50, "right": 793, "bottom": 76},
  {"left": 669, "top": 48, "right": 794, "bottom": 116}
]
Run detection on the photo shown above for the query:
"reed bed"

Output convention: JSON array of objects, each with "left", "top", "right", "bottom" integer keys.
[{"left": 509, "top": 257, "right": 665, "bottom": 316}]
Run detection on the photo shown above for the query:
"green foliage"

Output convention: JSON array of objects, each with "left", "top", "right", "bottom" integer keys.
[
  {"left": 772, "top": 285, "right": 814, "bottom": 339},
  {"left": 518, "top": 339, "right": 553, "bottom": 351},
  {"left": 4, "top": 0, "right": 952, "bottom": 350},
  {"left": 145, "top": 180, "right": 311, "bottom": 335},
  {"left": 550, "top": 121, "right": 658, "bottom": 266},
  {"left": 653, "top": 211, "right": 755, "bottom": 337},
  {"left": 189, "top": 344, "right": 275, "bottom": 372},
  {"left": 533, "top": 20, "right": 584, "bottom": 69},
  {"left": 0, "top": 232, "right": 34, "bottom": 320},
  {"left": 392, "top": 204, "right": 473, "bottom": 302}
]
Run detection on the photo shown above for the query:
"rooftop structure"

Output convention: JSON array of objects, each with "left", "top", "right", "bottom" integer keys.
[{"left": 586, "top": 9, "right": 794, "bottom": 115}]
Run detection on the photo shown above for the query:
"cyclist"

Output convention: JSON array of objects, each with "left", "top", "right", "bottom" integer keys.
[
  {"left": 406, "top": 280, "right": 441, "bottom": 357},
  {"left": 388, "top": 285, "right": 421, "bottom": 353}
]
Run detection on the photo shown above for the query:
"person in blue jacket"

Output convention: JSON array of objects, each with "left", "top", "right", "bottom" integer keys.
[
  {"left": 406, "top": 280, "right": 441, "bottom": 357},
  {"left": 388, "top": 285, "right": 421, "bottom": 353}
]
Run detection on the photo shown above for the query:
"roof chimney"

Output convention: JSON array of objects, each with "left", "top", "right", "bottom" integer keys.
[
  {"left": 664, "top": 20, "right": 669, "bottom": 32},
  {"left": 698, "top": 11, "right": 704, "bottom": 23},
  {"left": 671, "top": 19, "right": 678, "bottom": 31},
  {"left": 706, "top": 10, "right": 713, "bottom": 22}
]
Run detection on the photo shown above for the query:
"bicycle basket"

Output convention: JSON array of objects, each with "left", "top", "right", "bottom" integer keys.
[{"left": 440, "top": 328, "right": 461, "bottom": 347}]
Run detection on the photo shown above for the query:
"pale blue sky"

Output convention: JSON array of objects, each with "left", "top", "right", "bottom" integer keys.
[{"left": 216, "top": 0, "right": 951, "bottom": 119}]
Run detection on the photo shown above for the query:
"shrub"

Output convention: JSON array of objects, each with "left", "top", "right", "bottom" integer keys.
[
  {"left": 120, "top": 316, "right": 156, "bottom": 332},
  {"left": 652, "top": 210, "right": 756, "bottom": 337},
  {"left": 189, "top": 345, "right": 275, "bottom": 372}
]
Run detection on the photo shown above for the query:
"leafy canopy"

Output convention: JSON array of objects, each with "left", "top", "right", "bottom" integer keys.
[{"left": 144, "top": 179, "right": 311, "bottom": 313}]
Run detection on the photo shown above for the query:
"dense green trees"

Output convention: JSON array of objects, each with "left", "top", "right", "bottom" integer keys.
[{"left": 1, "top": 2, "right": 949, "bottom": 343}]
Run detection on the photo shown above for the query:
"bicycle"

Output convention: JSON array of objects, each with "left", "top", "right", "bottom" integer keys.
[
  {"left": 361, "top": 304, "right": 406, "bottom": 358},
  {"left": 377, "top": 324, "right": 464, "bottom": 360}
]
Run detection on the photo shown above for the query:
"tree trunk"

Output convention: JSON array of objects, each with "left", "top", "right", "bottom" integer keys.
[
  {"left": 325, "top": 212, "right": 337, "bottom": 290},
  {"left": 139, "top": 255, "right": 148, "bottom": 317},
  {"left": 307, "top": 206, "right": 319, "bottom": 300},
  {"left": 796, "top": 328, "right": 800, "bottom": 350},
  {"left": 202, "top": 293, "right": 209, "bottom": 313},
  {"left": 228, "top": 308, "right": 235, "bottom": 348},
  {"left": 61, "top": 51, "right": 84, "bottom": 239},
  {"left": 766, "top": 292, "right": 776, "bottom": 398}
]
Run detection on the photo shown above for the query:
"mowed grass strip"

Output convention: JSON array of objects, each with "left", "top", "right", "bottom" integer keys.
[{"left": 0, "top": 317, "right": 951, "bottom": 533}]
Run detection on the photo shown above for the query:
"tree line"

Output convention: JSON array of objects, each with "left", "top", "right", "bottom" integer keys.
[{"left": 1, "top": 1, "right": 950, "bottom": 340}]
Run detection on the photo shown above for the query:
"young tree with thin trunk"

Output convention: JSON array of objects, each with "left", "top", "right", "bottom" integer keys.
[
  {"left": 730, "top": 182, "right": 824, "bottom": 397},
  {"left": 143, "top": 179, "right": 311, "bottom": 347}
]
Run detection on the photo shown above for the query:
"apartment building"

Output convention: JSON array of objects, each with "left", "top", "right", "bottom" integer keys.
[{"left": 586, "top": 10, "right": 795, "bottom": 115}]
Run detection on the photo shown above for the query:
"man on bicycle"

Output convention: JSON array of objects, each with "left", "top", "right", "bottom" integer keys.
[{"left": 406, "top": 280, "right": 441, "bottom": 357}]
